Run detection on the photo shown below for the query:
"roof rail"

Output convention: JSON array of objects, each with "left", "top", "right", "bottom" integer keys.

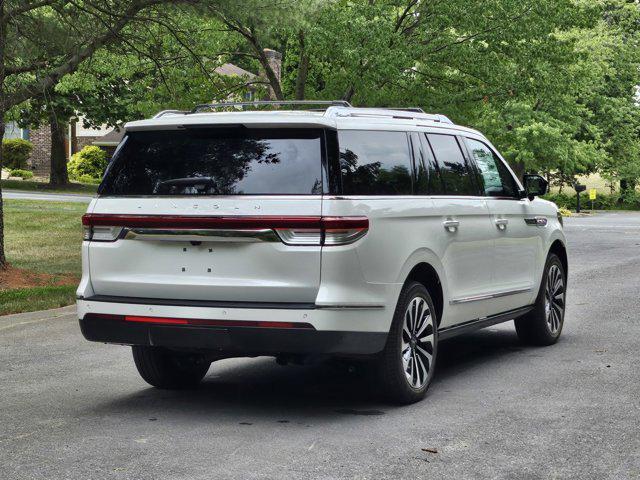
[
  {"left": 153, "top": 109, "right": 188, "bottom": 118},
  {"left": 191, "top": 100, "right": 352, "bottom": 113},
  {"left": 325, "top": 106, "right": 453, "bottom": 124}
]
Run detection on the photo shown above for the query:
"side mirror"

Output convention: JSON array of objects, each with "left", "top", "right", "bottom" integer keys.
[{"left": 522, "top": 174, "right": 548, "bottom": 200}]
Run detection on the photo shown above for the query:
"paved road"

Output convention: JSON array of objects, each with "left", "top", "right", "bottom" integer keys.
[
  {"left": 2, "top": 190, "right": 93, "bottom": 203},
  {"left": 1, "top": 212, "right": 639, "bottom": 479}
]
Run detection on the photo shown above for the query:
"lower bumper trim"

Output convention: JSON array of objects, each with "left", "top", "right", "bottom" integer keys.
[{"left": 79, "top": 314, "right": 387, "bottom": 356}]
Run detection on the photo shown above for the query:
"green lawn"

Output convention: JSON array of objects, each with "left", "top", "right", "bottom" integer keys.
[
  {"left": 1, "top": 199, "right": 87, "bottom": 315},
  {"left": 1, "top": 179, "right": 98, "bottom": 195}
]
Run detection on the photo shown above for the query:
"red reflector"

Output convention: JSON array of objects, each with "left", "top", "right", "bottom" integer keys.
[
  {"left": 125, "top": 315, "right": 188, "bottom": 325},
  {"left": 89, "top": 313, "right": 314, "bottom": 329}
]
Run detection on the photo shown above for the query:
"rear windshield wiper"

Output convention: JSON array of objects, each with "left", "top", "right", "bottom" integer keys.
[
  {"left": 155, "top": 177, "right": 219, "bottom": 194},
  {"left": 157, "top": 177, "right": 215, "bottom": 188}
]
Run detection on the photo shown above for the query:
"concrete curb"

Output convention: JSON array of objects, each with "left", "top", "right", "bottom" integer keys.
[{"left": 0, "top": 305, "right": 76, "bottom": 330}]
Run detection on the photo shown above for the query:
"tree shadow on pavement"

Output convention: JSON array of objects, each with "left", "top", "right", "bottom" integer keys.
[{"left": 88, "top": 325, "right": 534, "bottom": 423}]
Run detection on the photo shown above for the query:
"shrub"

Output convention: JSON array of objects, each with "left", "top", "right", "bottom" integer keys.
[
  {"left": 68, "top": 146, "right": 107, "bottom": 182},
  {"left": 76, "top": 174, "right": 102, "bottom": 185},
  {"left": 9, "top": 168, "right": 33, "bottom": 179},
  {"left": 558, "top": 207, "right": 572, "bottom": 217},
  {"left": 544, "top": 191, "right": 640, "bottom": 211},
  {"left": 2, "top": 138, "right": 33, "bottom": 169}
]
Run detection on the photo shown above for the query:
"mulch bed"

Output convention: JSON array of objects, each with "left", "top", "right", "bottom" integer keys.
[{"left": 0, "top": 265, "right": 78, "bottom": 290}]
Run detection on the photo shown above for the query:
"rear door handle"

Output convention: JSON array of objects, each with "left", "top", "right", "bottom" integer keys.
[
  {"left": 495, "top": 218, "right": 509, "bottom": 230},
  {"left": 443, "top": 220, "right": 460, "bottom": 232}
]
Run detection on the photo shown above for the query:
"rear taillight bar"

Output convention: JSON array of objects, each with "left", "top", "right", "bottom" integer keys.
[
  {"left": 82, "top": 214, "right": 368, "bottom": 246},
  {"left": 84, "top": 214, "right": 331, "bottom": 229}
]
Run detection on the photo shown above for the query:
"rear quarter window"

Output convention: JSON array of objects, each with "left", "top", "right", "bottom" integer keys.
[
  {"left": 99, "top": 128, "right": 324, "bottom": 196},
  {"left": 338, "top": 130, "right": 412, "bottom": 195}
]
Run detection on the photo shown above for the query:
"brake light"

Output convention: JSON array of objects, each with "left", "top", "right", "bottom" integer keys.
[
  {"left": 322, "top": 216, "right": 369, "bottom": 245},
  {"left": 274, "top": 217, "right": 368, "bottom": 246},
  {"left": 82, "top": 216, "right": 123, "bottom": 242}
]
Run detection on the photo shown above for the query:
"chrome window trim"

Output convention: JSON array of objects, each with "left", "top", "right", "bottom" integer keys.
[{"left": 96, "top": 194, "right": 323, "bottom": 200}]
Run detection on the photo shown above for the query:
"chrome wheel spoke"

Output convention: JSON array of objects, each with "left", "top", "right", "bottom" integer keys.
[
  {"left": 418, "top": 332, "right": 434, "bottom": 346},
  {"left": 402, "top": 324, "right": 411, "bottom": 341},
  {"left": 415, "top": 343, "right": 432, "bottom": 365},
  {"left": 415, "top": 352, "right": 427, "bottom": 386},
  {"left": 414, "top": 301, "right": 423, "bottom": 333},
  {"left": 410, "top": 352, "right": 418, "bottom": 386},
  {"left": 415, "top": 311, "right": 431, "bottom": 338}
]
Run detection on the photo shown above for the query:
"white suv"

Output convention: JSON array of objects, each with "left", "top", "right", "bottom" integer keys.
[{"left": 78, "top": 101, "right": 567, "bottom": 404}]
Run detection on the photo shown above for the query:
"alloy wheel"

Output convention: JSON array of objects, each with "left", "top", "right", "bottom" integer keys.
[
  {"left": 544, "top": 264, "right": 565, "bottom": 334},
  {"left": 401, "top": 296, "right": 435, "bottom": 389}
]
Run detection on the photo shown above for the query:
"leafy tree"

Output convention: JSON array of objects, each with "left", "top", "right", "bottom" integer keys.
[
  {"left": 0, "top": 1, "right": 208, "bottom": 268},
  {"left": 13, "top": 7, "right": 250, "bottom": 186}
]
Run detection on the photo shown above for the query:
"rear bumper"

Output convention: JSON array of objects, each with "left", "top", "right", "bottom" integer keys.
[
  {"left": 77, "top": 298, "right": 388, "bottom": 356},
  {"left": 79, "top": 314, "right": 385, "bottom": 355}
]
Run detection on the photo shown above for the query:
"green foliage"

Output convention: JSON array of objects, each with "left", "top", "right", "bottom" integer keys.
[
  {"left": 7, "top": 0, "right": 640, "bottom": 192},
  {"left": 9, "top": 169, "right": 34, "bottom": 179},
  {"left": 544, "top": 191, "right": 640, "bottom": 210},
  {"left": 2, "top": 138, "right": 33, "bottom": 169},
  {"left": 0, "top": 179, "right": 98, "bottom": 194},
  {"left": 67, "top": 146, "right": 108, "bottom": 181},
  {"left": 75, "top": 174, "right": 102, "bottom": 185}
]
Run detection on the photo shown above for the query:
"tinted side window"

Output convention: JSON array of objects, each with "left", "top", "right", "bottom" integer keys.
[
  {"left": 339, "top": 130, "right": 413, "bottom": 195},
  {"left": 409, "top": 132, "right": 429, "bottom": 195},
  {"left": 426, "top": 134, "right": 477, "bottom": 196},
  {"left": 410, "top": 132, "right": 443, "bottom": 195},
  {"left": 466, "top": 138, "right": 519, "bottom": 197}
]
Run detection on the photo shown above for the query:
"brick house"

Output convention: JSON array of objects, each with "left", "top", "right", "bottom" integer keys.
[{"left": 4, "top": 54, "right": 279, "bottom": 178}]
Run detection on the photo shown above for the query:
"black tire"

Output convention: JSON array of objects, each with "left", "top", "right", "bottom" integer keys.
[
  {"left": 132, "top": 346, "right": 210, "bottom": 389},
  {"left": 515, "top": 253, "right": 566, "bottom": 346},
  {"left": 378, "top": 281, "right": 438, "bottom": 404}
]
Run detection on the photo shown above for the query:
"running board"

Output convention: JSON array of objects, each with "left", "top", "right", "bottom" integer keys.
[{"left": 439, "top": 305, "right": 534, "bottom": 340}]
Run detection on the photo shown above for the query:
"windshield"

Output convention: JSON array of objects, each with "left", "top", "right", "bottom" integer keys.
[{"left": 99, "top": 127, "right": 325, "bottom": 196}]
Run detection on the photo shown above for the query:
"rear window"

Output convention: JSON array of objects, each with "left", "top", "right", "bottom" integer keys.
[{"left": 99, "top": 128, "right": 324, "bottom": 196}]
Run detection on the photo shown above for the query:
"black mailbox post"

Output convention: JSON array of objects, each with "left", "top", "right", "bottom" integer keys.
[{"left": 574, "top": 183, "right": 586, "bottom": 213}]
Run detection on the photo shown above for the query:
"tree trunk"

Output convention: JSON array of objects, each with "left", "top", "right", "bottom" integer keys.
[
  {"left": 342, "top": 86, "right": 355, "bottom": 103},
  {"left": 294, "top": 30, "right": 309, "bottom": 100},
  {"left": 256, "top": 48, "right": 283, "bottom": 100},
  {"left": 0, "top": 1, "right": 8, "bottom": 269},
  {"left": 619, "top": 178, "right": 636, "bottom": 203},
  {"left": 512, "top": 160, "right": 525, "bottom": 182},
  {"left": 49, "top": 113, "right": 69, "bottom": 186},
  {"left": 0, "top": 116, "right": 6, "bottom": 269}
]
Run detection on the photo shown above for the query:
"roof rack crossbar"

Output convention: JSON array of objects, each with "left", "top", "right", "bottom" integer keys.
[{"left": 191, "top": 100, "right": 352, "bottom": 113}]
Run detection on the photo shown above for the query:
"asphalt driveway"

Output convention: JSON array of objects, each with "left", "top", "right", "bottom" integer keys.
[{"left": 1, "top": 212, "right": 639, "bottom": 479}]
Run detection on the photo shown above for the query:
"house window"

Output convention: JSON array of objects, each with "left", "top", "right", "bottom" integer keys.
[{"left": 4, "top": 121, "right": 29, "bottom": 140}]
